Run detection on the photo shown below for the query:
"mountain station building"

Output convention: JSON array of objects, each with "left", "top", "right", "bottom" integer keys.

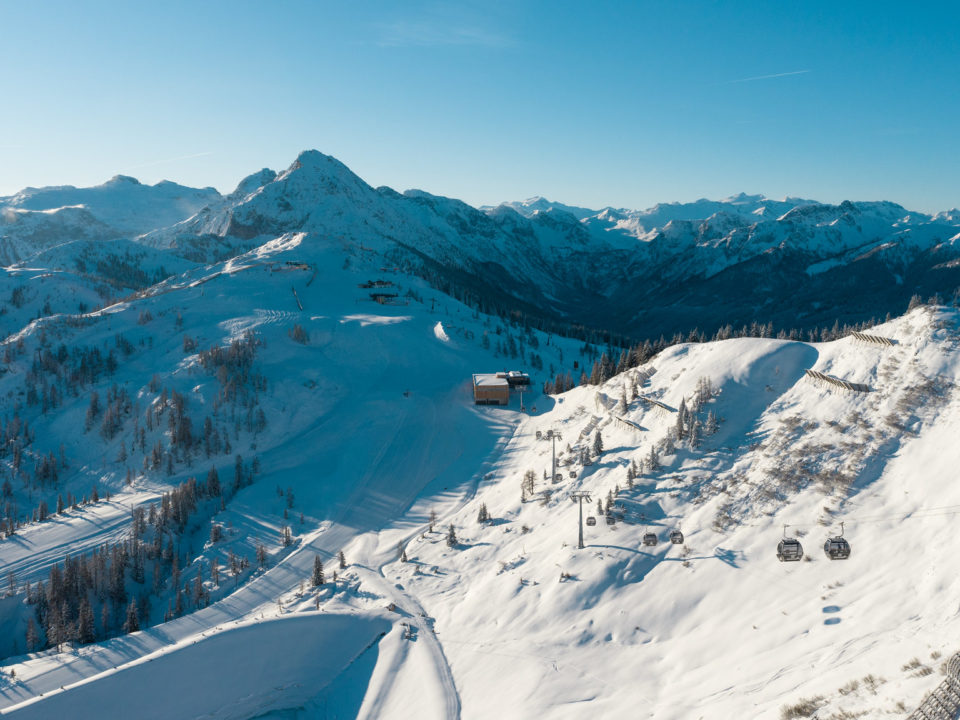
[
  {"left": 472, "top": 371, "right": 530, "bottom": 405},
  {"left": 472, "top": 373, "right": 510, "bottom": 405}
]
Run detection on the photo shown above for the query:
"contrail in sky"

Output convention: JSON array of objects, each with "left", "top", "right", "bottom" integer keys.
[{"left": 722, "top": 70, "right": 811, "bottom": 84}]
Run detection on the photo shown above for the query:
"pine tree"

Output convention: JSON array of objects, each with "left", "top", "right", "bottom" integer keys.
[
  {"left": 257, "top": 544, "right": 267, "bottom": 568},
  {"left": 26, "top": 617, "right": 38, "bottom": 651},
  {"left": 338, "top": 550, "right": 346, "bottom": 569},
  {"left": 662, "top": 435, "right": 676, "bottom": 455},
  {"left": 192, "top": 571, "right": 204, "bottom": 607},
  {"left": 281, "top": 525, "right": 292, "bottom": 547},
  {"left": 689, "top": 418, "right": 702, "bottom": 448},
  {"left": 676, "top": 399, "right": 687, "bottom": 440},
  {"left": 207, "top": 466, "right": 221, "bottom": 497},
  {"left": 593, "top": 430, "right": 604, "bottom": 457},
  {"left": 477, "top": 503, "right": 489, "bottom": 523},
  {"left": 124, "top": 598, "right": 140, "bottom": 633},
  {"left": 312, "top": 555, "right": 325, "bottom": 586},
  {"left": 46, "top": 603, "right": 64, "bottom": 651},
  {"left": 234, "top": 454, "right": 244, "bottom": 492},
  {"left": 705, "top": 410, "right": 718, "bottom": 435},
  {"left": 77, "top": 599, "right": 95, "bottom": 643},
  {"left": 446, "top": 524, "right": 458, "bottom": 548},
  {"left": 428, "top": 509, "right": 438, "bottom": 532},
  {"left": 647, "top": 446, "right": 660, "bottom": 471}
]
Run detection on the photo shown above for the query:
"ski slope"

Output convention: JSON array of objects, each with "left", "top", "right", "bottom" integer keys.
[
  {"left": 0, "top": 233, "right": 572, "bottom": 718},
  {"left": 362, "top": 307, "right": 960, "bottom": 719},
  {"left": 1, "top": 215, "right": 960, "bottom": 718}
]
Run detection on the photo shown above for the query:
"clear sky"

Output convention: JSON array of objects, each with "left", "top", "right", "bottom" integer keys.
[{"left": 1, "top": 0, "right": 957, "bottom": 213}]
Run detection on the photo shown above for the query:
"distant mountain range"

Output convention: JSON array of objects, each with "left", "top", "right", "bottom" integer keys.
[{"left": 3, "top": 149, "right": 959, "bottom": 340}]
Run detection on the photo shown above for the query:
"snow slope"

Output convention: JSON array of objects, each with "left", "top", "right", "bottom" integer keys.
[
  {"left": 1, "top": 155, "right": 960, "bottom": 718},
  {"left": 0, "top": 176, "right": 220, "bottom": 238},
  {"left": 0, "top": 230, "right": 582, "bottom": 718},
  {"left": 6, "top": 152, "right": 960, "bottom": 342},
  {"left": 8, "top": 613, "right": 390, "bottom": 720},
  {"left": 358, "top": 306, "right": 960, "bottom": 718},
  {"left": 2, "top": 238, "right": 959, "bottom": 718}
]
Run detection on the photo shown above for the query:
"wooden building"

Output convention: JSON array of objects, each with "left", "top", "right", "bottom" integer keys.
[{"left": 473, "top": 373, "right": 510, "bottom": 405}]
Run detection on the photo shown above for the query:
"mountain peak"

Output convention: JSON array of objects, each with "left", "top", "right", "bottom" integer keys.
[
  {"left": 288, "top": 149, "right": 344, "bottom": 173},
  {"left": 276, "top": 150, "right": 369, "bottom": 192},
  {"left": 106, "top": 174, "right": 141, "bottom": 186}
]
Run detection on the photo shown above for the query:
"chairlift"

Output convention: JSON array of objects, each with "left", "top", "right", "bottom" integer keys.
[
  {"left": 776, "top": 525, "right": 804, "bottom": 562},
  {"left": 669, "top": 529, "right": 684, "bottom": 545},
  {"left": 570, "top": 471, "right": 578, "bottom": 479},
  {"left": 642, "top": 532, "right": 658, "bottom": 546},
  {"left": 606, "top": 515, "right": 616, "bottom": 526},
  {"left": 586, "top": 516, "right": 597, "bottom": 527},
  {"left": 823, "top": 522, "right": 851, "bottom": 560}
]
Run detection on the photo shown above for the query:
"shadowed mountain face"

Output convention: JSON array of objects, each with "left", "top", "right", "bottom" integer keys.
[{"left": 4, "top": 149, "right": 959, "bottom": 339}]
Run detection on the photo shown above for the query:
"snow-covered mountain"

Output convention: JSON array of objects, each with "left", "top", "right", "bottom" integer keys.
[
  {"left": 0, "top": 176, "right": 220, "bottom": 237},
  {"left": 0, "top": 206, "right": 122, "bottom": 265},
  {"left": 480, "top": 196, "right": 601, "bottom": 221},
  {"left": 1, "top": 200, "right": 959, "bottom": 719},
  {"left": 131, "top": 151, "right": 960, "bottom": 339},
  {"left": 5, "top": 151, "right": 959, "bottom": 344}
]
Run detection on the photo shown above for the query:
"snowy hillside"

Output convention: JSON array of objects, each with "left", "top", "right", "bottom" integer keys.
[
  {"left": 6, "top": 151, "right": 960, "bottom": 342},
  {"left": 480, "top": 196, "right": 601, "bottom": 221},
  {"left": 0, "top": 206, "right": 121, "bottom": 265},
  {"left": 0, "top": 176, "right": 220, "bottom": 238},
  {"left": 1, "top": 153, "right": 960, "bottom": 718},
  {"left": 131, "top": 151, "right": 960, "bottom": 337},
  {"left": 363, "top": 305, "right": 960, "bottom": 718},
  {"left": 0, "top": 191, "right": 958, "bottom": 718}
]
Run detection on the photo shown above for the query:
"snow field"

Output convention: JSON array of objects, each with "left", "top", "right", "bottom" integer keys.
[
  {"left": 0, "top": 236, "right": 576, "bottom": 717},
  {"left": 365, "top": 307, "right": 960, "bottom": 718},
  {"left": 4, "top": 613, "right": 390, "bottom": 719},
  {"left": 3, "top": 205, "right": 960, "bottom": 718}
]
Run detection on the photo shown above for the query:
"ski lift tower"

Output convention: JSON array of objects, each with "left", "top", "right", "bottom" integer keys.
[
  {"left": 569, "top": 491, "right": 592, "bottom": 550},
  {"left": 541, "top": 430, "right": 563, "bottom": 484}
]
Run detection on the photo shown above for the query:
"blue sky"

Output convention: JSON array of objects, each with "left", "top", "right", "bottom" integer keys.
[{"left": 1, "top": 0, "right": 957, "bottom": 212}]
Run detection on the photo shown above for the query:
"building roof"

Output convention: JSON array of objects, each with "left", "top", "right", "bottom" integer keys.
[{"left": 473, "top": 373, "right": 509, "bottom": 388}]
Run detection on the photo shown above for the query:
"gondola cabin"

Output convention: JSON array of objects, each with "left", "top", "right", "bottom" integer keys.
[
  {"left": 777, "top": 538, "right": 804, "bottom": 562},
  {"left": 823, "top": 536, "right": 851, "bottom": 560},
  {"left": 669, "top": 530, "right": 684, "bottom": 544},
  {"left": 642, "top": 532, "right": 658, "bottom": 546},
  {"left": 605, "top": 515, "right": 616, "bottom": 525},
  {"left": 585, "top": 516, "right": 597, "bottom": 526}
]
